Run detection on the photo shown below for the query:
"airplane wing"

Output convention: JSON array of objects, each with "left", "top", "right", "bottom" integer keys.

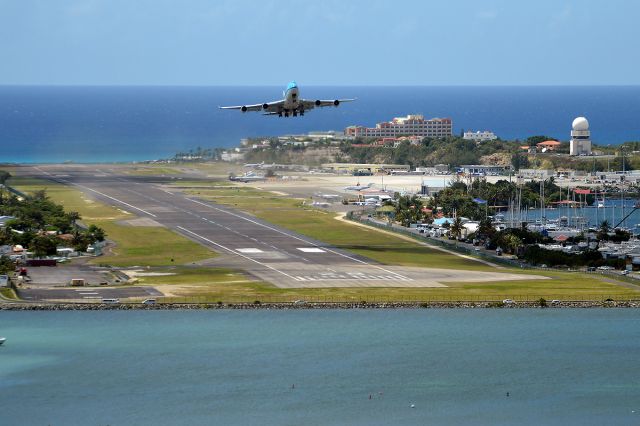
[
  {"left": 219, "top": 100, "right": 284, "bottom": 113},
  {"left": 301, "top": 98, "right": 356, "bottom": 110}
]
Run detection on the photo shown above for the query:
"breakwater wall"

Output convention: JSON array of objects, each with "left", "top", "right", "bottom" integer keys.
[{"left": 2, "top": 301, "right": 639, "bottom": 311}]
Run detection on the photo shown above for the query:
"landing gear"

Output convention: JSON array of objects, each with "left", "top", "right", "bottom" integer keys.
[
  {"left": 292, "top": 111, "right": 298, "bottom": 117},
  {"left": 299, "top": 108, "right": 305, "bottom": 116},
  {"left": 284, "top": 111, "right": 289, "bottom": 118},
  {"left": 278, "top": 112, "right": 283, "bottom": 117}
]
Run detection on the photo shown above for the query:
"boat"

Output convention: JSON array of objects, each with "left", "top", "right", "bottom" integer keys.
[{"left": 0, "top": 337, "right": 5, "bottom": 346}]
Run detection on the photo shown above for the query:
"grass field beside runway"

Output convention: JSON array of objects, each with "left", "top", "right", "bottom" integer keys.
[
  {"left": 138, "top": 266, "right": 639, "bottom": 302},
  {"left": 124, "top": 166, "right": 183, "bottom": 176},
  {"left": 9, "top": 177, "right": 215, "bottom": 267}
]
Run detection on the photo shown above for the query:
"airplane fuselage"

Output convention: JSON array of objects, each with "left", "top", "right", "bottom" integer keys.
[
  {"left": 283, "top": 84, "right": 300, "bottom": 111},
  {"left": 284, "top": 86, "right": 300, "bottom": 111}
]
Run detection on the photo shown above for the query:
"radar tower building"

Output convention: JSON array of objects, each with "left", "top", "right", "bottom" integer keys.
[{"left": 569, "top": 116, "right": 591, "bottom": 156}]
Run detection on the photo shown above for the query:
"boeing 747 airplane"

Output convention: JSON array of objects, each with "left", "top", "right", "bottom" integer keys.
[{"left": 220, "top": 81, "right": 355, "bottom": 117}]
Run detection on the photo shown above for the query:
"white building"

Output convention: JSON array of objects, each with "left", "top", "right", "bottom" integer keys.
[
  {"left": 220, "top": 149, "right": 246, "bottom": 162},
  {"left": 463, "top": 130, "right": 497, "bottom": 142},
  {"left": 345, "top": 114, "right": 452, "bottom": 139},
  {"left": 569, "top": 116, "right": 592, "bottom": 156},
  {"left": 518, "top": 169, "right": 554, "bottom": 179},
  {"left": 459, "top": 164, "right": 511, "bottom": 176}
]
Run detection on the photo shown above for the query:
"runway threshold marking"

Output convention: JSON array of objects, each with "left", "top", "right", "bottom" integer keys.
[
  {"left": 176, "top": 226, "right": 299, "bottom": 281},
  {"left": 186, "top": 198, "right": 412, "bottom": 281}
]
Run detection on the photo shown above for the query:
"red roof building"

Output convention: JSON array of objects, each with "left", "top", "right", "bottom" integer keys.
[{"left": 536, "top": 140, "right": 562, "bottom": 151}]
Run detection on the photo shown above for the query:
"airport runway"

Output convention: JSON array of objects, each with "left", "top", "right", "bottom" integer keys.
[{"left": 23, "top": 164, "right": 541, "bottom": 289}]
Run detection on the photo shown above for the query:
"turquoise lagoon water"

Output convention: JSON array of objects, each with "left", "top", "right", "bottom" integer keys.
[{"left": 1, "top": 309, "right": 640, "bottom": 425}]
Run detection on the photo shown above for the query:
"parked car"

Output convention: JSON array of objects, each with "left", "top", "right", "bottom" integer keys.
[
  {"left": 142, "top": 299, "right": 156, "bottom": 305},
  {"left": 502, "top": 299, "right": 515, "bottom": 304}
]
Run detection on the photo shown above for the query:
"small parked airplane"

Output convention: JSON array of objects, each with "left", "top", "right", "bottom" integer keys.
[
  {"left": 220, "top": 81, "right": 355, "bottom": 117},
  {"left": 312, "top": 201, "right": 331, "bottom": 208},
  {"left": 343, "top": 182, "right": 374, "bottom": 191},
  {"left": 314, "top": 192, "right": 342, "bottom": 200},
  {"left": 229, "top": 172, "right": 266, "bottom": 183}
]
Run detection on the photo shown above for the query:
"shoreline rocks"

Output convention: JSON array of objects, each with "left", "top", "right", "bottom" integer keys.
[{"left": 1, "top": 301, "right": 638, "bottom": 311}]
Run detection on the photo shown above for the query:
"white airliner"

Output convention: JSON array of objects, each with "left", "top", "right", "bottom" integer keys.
[
  {"left": 220, "top": 81, "right": 355, "bottom": 117},
  {"left": 344, "top": 183, "right": 374, "bottom": 191},
  {"left": 229, "top": 171, "right": 266, "bottom": 183}
]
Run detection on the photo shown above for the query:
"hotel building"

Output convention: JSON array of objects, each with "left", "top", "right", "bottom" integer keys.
[{"left": 345, "top": 115, "right": 453, "bottom": 139}]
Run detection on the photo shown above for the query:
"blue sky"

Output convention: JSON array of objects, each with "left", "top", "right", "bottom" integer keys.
[{"left": 1, "top": 0, "right": 638, "bottom": 85}]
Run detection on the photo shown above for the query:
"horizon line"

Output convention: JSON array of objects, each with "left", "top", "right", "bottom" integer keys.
[{"left": 1, "top": 83, "right": 640, "bottom": 88}]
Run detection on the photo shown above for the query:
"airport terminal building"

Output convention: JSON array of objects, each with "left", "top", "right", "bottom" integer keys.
[{"left": 345, "top": 114, "right": 453, "bottom": 139}]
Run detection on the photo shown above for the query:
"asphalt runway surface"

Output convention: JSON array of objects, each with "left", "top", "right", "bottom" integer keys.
[
  {"left": 23, "top": 164, "right": 542, "bottom": 290},
  {"left": 18, "top": 286, "right": 162, "bottom": 302}
]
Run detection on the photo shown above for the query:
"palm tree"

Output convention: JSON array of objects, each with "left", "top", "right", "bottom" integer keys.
[
  {"left": 597, "top": 220, "right": 610, "bottom": 241},
  {"left": 450, "top": 217, "right": 464, "bottom": 240},
  {"left": 478, "top": 217, "right": 495, "bottom": 238}
]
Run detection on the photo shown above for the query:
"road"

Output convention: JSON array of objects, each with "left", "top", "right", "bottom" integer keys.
[{"left": 21, "top": 164, "right": 541, "bottom": 290}]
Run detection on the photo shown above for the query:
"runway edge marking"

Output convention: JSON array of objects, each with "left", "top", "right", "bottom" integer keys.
[
  {"left": 32, "top": 166, "right": 158, "bottom": 218},
  {"left": 186, "top": 198, "right": 412, "bottom": 281}
]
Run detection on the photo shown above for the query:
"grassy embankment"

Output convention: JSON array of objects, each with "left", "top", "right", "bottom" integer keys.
[
  {"left": 124, "top": 166, "right": 183, "bottom": 176},
  {"left": 0, "top": 288, "right": 18, "bottom": 299}
]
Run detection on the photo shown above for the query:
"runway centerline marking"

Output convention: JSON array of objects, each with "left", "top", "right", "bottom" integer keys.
[{"left": 187, "top": 198, "right": 412, "bottom": 281}]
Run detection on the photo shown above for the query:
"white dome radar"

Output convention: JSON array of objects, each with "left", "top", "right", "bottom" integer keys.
[{"left": 572, "top": 116, "right": 589, "bottom": 131}]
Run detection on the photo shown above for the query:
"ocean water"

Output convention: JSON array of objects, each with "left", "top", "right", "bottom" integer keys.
[
  {"left": 1, "top": 309, "right": 640, "bottom": 425},
  {"left": 1, "top": 86, "right": 640, "bottom": 163}
]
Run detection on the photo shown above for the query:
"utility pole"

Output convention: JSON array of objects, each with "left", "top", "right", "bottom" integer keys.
[{"left": 621, "top": 146, "right": 626, "bottom": 229}]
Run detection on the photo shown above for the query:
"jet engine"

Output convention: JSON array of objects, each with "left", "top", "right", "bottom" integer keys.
[
  {"left": 333, "top": 100, "right": 340, "bottom": 106},
  {"left": 241, "top": 106, "right": 247, "bottom": 112},
  {"left": 262, "top": 103, "right": 269, "bottom": 110},
  {"left": 315, "top": 100, "right": 321, "bottom": 106}
]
